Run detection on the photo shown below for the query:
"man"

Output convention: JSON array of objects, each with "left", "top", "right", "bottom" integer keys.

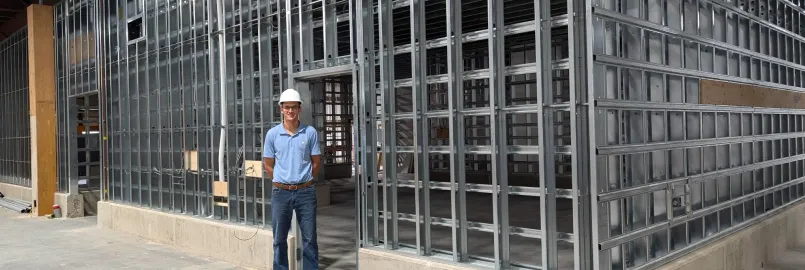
[{"left": 263, "top": 88, "right": 321, "bottom": 270}]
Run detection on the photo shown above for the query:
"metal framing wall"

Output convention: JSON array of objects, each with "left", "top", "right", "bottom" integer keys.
[
  {"left": 100, "top": 0, "right": 295, "bottom": 223},
  {"left": 590, "top": 0, "right": 805, "bottom": 269},
  {"left": 45, "top": 0, "right": 805, "bottom": 269},
  {"left": 55, "top": 0, "right": 103, "bottom": 193},
  {"left": 0, "top": 28, "right": 31, "bottom": 188},
  {"left": 354, "top": 0, "right": 584, "bottom": 269}
]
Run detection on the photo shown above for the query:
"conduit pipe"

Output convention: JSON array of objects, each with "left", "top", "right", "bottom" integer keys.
[
  {"left": 0, "top": 198, "right": 32, "bottom": 213},
  {"left": 214, "top": 0, "right": 228, "bottom": 184},
  {"left": 203, "top": 0, "right": 217, "bottom": 217}
]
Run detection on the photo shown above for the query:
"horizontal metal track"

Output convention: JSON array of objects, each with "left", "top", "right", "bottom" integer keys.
[
  {"left": 709, "top": 0, "right": 805, "bottom": 46},
  {"left": 396, "top": 145, "right": 540, "bottom": 155},
  {"left": 593, "top": 7, "right": 805, "bottom": 73},
  {"left": 393, "top": 15, "right": 568, "bottom": 55},
  {"left": 395, "top": 145, "right": 571, "bottom": 155},
  {"left": 594, "top": 54, "right": 805, "bottom": 94},
  {"left": 599, "top": 175, "right": 805, "bottom": 251},
  {"left": 392, "top": 106, "right": 549, "bottom": 119},
  {"left": 107, "top": 183, "right": 268, "bottom": 205},
  {"left": 378, "top": 212, "right": 574, "bottom": 243},
  {"left": 392, "top": 104, "right": 554, "bottom": 119},
  {"left": 294, "top": 64, "right": 354, "bottom": 79},
  {"left": 395, "top": 59, "right": 569, "bottom": 87},
  {"left": 387, "top": 179, "right": 574, "bottom": 199},
  {"left": 598, "top": 132, "right": 805, "bottom": 155},
  {"left": 595, "top": 99, "right": 805, "bottom": 114},
  {"left": 598, "top": 153, "right": 805, "bottom": 202}
]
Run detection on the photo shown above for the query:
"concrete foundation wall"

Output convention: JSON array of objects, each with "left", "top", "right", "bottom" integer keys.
[
  {"left": 54, "top": 192, "right": 84, "bottom": 218},
  {"left": 656, "top": 201, "right": 805, "bottom": 270},
  {"left": 98, "top": 201, "right": 281, "bottom": 269},
  {"left": 0, "top": 183, "right": 32, "bottom": 202}
]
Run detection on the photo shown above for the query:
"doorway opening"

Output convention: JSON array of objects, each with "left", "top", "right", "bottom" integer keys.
[
  {"left": 59, "top": 93, "right": 103, "bottom": 216},
  {"left": 306, "top": 75, "right": 358, "bottom": 270}
]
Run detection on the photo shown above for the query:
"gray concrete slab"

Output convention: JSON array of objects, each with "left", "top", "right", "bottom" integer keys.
[
  {"left": 0, "top": 207, "right": 244, "bottom": 270},
  {"left": 766, "top": 246, "right": 805, "bottom": 270},
  {"left": 317, "top": 178, "right": 359, "bottom": 270}
]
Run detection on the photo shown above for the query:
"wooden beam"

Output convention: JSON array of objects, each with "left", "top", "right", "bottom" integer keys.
[{"left": 27, "top": 4, "right": 56, "bottom": 216}]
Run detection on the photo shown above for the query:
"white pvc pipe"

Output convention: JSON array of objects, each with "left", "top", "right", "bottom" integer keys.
[
  {"left": 216, "top": 0, "right": 227, "bottom": 184},
  {"left": 203, "top": 0, "right": 217, "bottom": 217}
]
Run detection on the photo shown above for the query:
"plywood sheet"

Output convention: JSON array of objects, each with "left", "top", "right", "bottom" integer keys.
[
  {"left": 700, "top": 79, "right": 805, "bottom": 109},
  {"left": 183, "top": 150, "right": 198, "bottom": 171},
  {"left": 213, "top": 181, "right": 228, "bottom": 197},
  {"left": 244, "top": 160, "right": 263, "bottom": 178},
  {"left": 68, "top": 32, "right": 96, "bottom": 65}
]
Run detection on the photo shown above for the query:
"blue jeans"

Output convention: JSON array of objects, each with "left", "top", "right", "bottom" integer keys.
[{"left": 271, "top": 184, "right": 318, "bottom": 270}]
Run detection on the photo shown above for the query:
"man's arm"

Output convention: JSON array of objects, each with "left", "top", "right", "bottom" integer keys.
[
  {"left": 311, "top": 155, "right": 321, "bottom": 178},
  {"left": 263, "top": 158, "right": 275, "bottom": 177},
  {"left": 310, "top": 129, "right": 322, "bottom": 178},
  {"left": 263, "top": 130, "right": 276, "bottom": 178}
]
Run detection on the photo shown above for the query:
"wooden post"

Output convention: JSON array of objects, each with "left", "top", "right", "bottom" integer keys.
[{"left": 27, "top": 4, "right": 57, "bottom": 216}]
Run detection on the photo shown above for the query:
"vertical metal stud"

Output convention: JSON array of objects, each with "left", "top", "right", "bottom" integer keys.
[
  {"left": 446, "top": 0, "right": 468, "bottom": 262},
  {"left": 410, "top": 0, "right": 431, "bottom": 256},
  {"left": 378, "top": 0, "right": 399, "bottom": 250},
  {"left": 347, "top": 0, "right": 361, "bottom": 259},
  {"left": 487, "top": 0, "right": 509, "bottom": 267},
  {"left": 322, "top": 0, "right": 337, "bottom": 67},
  {"left": 574, "top": 0, "right": 596, "bottom": 267},
  {"left": 354, "top": 0, "right": 378, "bottom": 247},
  {"left": 535, "top": 0, "right": 558, "bottom": 268}
]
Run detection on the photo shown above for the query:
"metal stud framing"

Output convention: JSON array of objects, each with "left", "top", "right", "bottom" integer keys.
[
  {"left": 367, "top": 0, "right": 578, "bottom": 268},
  {"left": 54, "top": 0, "right": 104, "bottom": 194},
  {"left": 37, "top": 0, "right": 805, "bottom": 269},
  {"left": 590, "top": 0, "right": 805, "bottom": 268},
  {"left": 92, "top": 0, "right": 356, "bottom": 226},
  {"left": 0, "top": 28, "right": 31, "bottom": 188}
]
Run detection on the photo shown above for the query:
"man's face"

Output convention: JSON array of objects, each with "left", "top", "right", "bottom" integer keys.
[{"left": 281, "top": 102, "right": 301, "bottom": 122}]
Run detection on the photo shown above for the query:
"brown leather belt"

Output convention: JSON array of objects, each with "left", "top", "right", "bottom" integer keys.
[{"left": 272, "top": 181, "right": 314, "bottom": 191}]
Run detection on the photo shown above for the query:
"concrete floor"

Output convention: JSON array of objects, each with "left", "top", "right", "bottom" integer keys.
[
  {"left": 0, "top": 189, "right": 359, "bottom": 270},
  {"left": 0, "top": 207, "right": 243, "bottom": 270},
  {"left": 767, "top": 245, "right": 805, "bottom": 270},
  {"left": 316, "top": 178, "right": 359, "bottom": 270}
]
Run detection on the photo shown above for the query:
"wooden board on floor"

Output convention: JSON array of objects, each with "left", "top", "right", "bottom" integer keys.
[{"left": 700, "top": 79, "right": 805, "bottom": 109}]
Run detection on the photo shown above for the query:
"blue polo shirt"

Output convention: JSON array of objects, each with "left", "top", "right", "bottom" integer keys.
[{"left": 263, "top": 123, "right": 321, "bottom": 184}]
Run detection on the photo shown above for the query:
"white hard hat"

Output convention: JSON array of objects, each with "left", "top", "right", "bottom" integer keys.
[{"left": 278, "top": 89, "right": 302, "bottom": 105}]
